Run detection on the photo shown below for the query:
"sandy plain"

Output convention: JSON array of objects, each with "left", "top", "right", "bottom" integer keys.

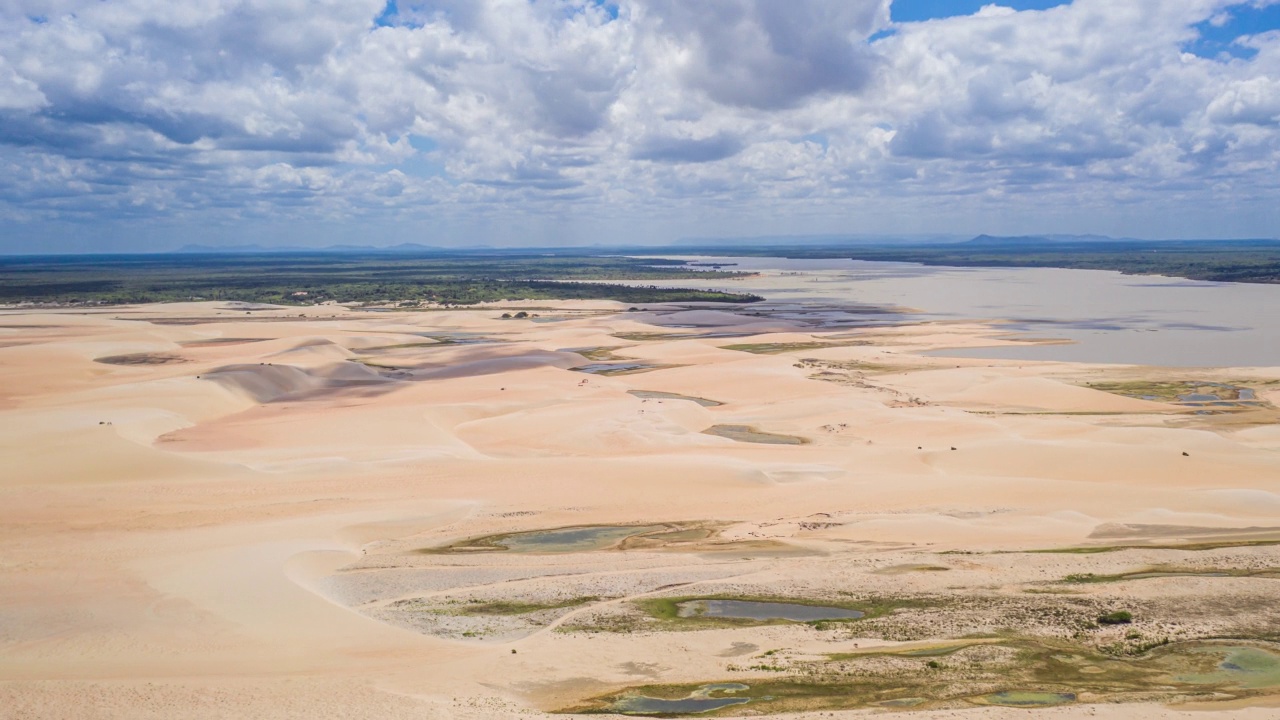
[{"left": 2, "top": 280, "right": 1280, "bottom": 719}]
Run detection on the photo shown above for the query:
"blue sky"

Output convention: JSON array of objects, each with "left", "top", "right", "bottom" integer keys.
[
  {"left": 1, "top": 0, "right": 1279, "bottom": 252},
  {"left": 1189, "top": 2, "right": 1280, "bottom": 58},
  {"left": 891, "top": 0, "right": 1071, "bottom": 22}
]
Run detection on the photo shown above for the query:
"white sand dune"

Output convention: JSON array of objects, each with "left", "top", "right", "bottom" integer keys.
[
  {"left": 926, "top": 374, "right": 1174, "bottom": 412},
  {"left": 2, "top": 300, "right": 1279, "bottom": 719}
]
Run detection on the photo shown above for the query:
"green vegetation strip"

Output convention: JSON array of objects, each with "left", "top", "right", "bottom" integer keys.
[
  {"left": 566, "top": 637, "right": 1280, "bottom": 716},
  {"left": 0, "top": 253, "right": 762, "bottom": 306},
  {"left": 455, "top": 597, "right": 599, "bottom": 616},
  {"left": 1085, "top": 380, "right": 1263, "bottom": 404},
  {"left": 1064, "top": 567, "right": 1280, "bottom": 583}
]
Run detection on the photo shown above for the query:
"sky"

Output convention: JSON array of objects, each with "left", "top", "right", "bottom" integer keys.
[{"left": 2, "top": 1, "right": 1280, "bottom": 252}]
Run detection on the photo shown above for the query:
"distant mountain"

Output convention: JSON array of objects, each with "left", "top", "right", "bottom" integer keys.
[
  {"left": 965, "top": 234, "right": 1137, "bottom": 245},
  {"left": 388, "top": 242, "right": 448, "bottom": 252},
  {"left": 674, "top": 233, "right": 968, "bottom": 247}
]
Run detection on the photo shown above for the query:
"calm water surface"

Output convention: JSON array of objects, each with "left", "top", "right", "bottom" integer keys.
[
  {"left": 496, "top": 525, "right": 666, "bottom": 552},
  {"left": 646, "top": 257, "right": 1280, "bottom": 367},
  {"left": 611, "top": 684, "right": 752, "bottom": 715},
  {"left": 677, "top": 599, "right": 864, "bottom": 621}
]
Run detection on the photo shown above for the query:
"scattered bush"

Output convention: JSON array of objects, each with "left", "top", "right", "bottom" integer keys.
[{"left": 1098, "top": 610, "right": 1133, "bottom": 625}]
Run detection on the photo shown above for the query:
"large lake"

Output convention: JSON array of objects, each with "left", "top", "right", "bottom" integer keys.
[{"left": 645, "top": 256, "right": 1280, "bottom": 368}]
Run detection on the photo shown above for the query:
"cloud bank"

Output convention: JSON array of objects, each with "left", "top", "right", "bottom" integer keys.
[{"left": 1, "top": 0, "right": 1278, "bottom": 250}]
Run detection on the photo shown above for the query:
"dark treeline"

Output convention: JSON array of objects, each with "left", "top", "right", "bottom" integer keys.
[{"left": 0, "top": 253, "right": 762, "bottom": 306}]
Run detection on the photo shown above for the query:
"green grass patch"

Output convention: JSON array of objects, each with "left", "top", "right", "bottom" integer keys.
[
  {"left": 572, "top": 346, "right": 633, "bottom": 361},
  {"left": 565, "top": 633, "right": 1280, "bottom": 715},
  {"left": 1098, "top": 610, "right": 1134, "bottom": 625},
  {"left": 1085, "top": 380, "right": 1258, "bottom": 403},
  {"left": 457, "top": 597, "right": 599, "bottom": 616}
]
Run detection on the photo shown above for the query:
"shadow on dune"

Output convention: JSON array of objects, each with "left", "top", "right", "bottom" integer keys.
[
  {"left": 204, "top": 346, "right": 581, "bottom": 403},
  {"left": 203, "top": 361, "right": 397, "bottom": 403},
  {"left": 360, "top": 345, "right": 581, "bottom": 378},
  {"left": 411, "top": 351, "right": 579, "bottom": 380}
]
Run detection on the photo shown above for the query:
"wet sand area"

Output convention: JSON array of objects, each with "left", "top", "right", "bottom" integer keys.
[
  {"left": 702, "top": 424, "right": 808, "bottom": 445},
  {"left": 94, "top": 352, "right": 189, "bottom": 365},
  {"left": 424, "top": 522, "right": 770, "bottom": 555},
  {"left": 628, "top": 390, "right": 724, "bottom": 407},
  {"left": 430, "top": 524, "right": 674, "bottom": 554},
  {"left": 571, "top": 361, "right": 677, "bottom": 376},
  {"left": 609, "top": 684, "right": 753, "bottom": 715}
]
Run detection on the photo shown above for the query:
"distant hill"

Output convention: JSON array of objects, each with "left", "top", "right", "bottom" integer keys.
[
  {"left": 964, "top": 234, "right": 1280, "bottom": 247},
  {"left": 674, "top": 233, "right": 967, "bottom": 247},
  {"left": 965, "top": 234, "right": 1138, "bottom": 245}
]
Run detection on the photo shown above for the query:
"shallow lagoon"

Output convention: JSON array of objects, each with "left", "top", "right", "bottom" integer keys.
[
  {"left": 628, "top": 390, "right": 724, "bottom": 407},
  {"left": 1177, "top": 646, "right": 1280, "bottom": 689},
  {"left": 703, "top": 424, "right": 807, "bottom": 445},
  {"left": 473, "top": 525, "right": 669, "bottom": 553},
  {"left": 642, "top": 256, "right": 1280, "bottom": 367},
  {"left": 611, "top": 684, "right": 752, "bottom": 715},
  {"left": 572, "top": 362, "right": 666, "bottom": 375},
  {"left": 677, "top": 599, "right": 864, "bottom": 622}
]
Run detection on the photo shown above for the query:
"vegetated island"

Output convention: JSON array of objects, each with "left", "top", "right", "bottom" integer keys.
[
  {"left": 679, "top": 236, "right": 1280, "bottom": 285},
  {"left": 0, "top": 252, "right": 762, "bottom": 307}
]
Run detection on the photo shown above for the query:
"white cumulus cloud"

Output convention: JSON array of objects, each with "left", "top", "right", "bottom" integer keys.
[{"left": 0, "top": 0, "right": 1277, "bottom": 249}]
